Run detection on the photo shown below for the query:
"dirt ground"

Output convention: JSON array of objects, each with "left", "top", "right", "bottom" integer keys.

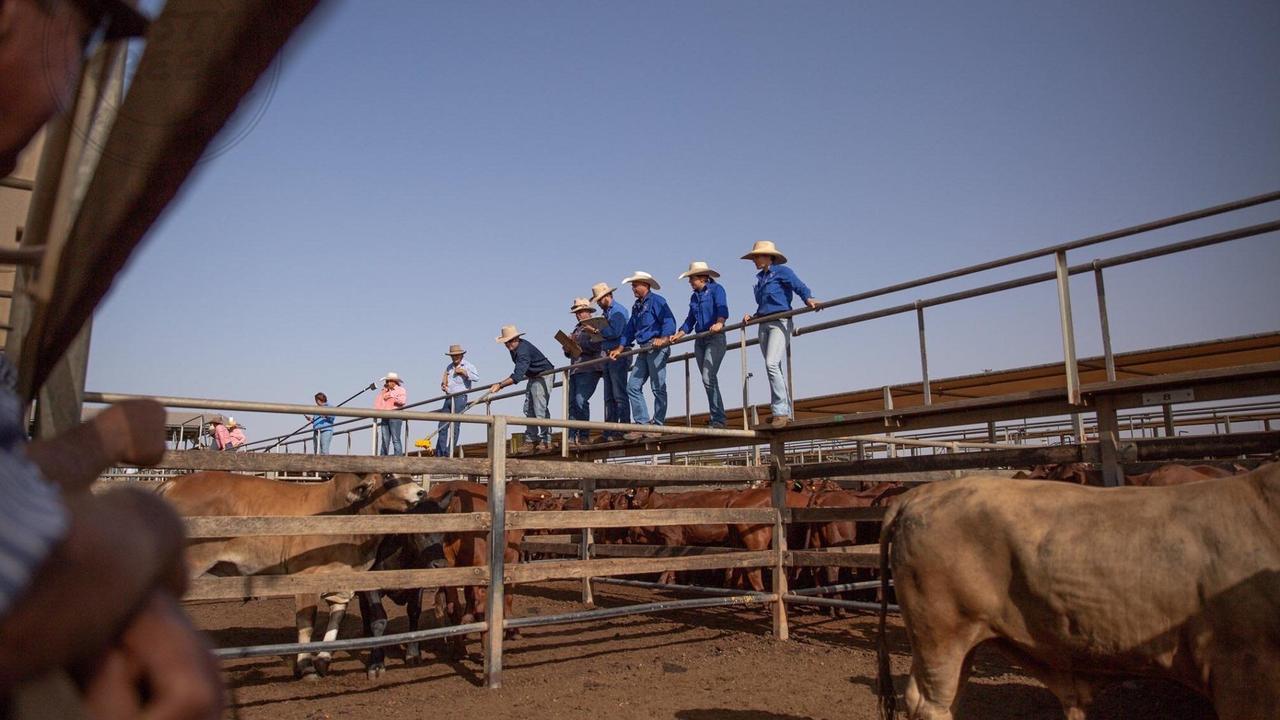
[{"left": 191, "top": 581, "right": 1216, "bottom": 720}]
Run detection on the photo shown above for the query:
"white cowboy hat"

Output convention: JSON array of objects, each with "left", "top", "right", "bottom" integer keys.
[
  {"left": 381, "top": 372, "right": 404, "bottom": 385},
  {"left": 589, "top": 282, "right": 616, "bottom": 304},
  {"left": 678, "top": 260, "right": 721, "bottom": 280},
  {"left": 445, "top": 344, "right": 467, "bottom": 356},
  {"left": 569, "top": 297, "right": 597, "bottom": 314},
  {"left": 622, "top": 271, "right": 661, "bottom": 291},
  {"left": 741, "top": 240, "right": 788, "bottom": 264},
  {"left": 226, "top": 417, "right": 239, "bottom": 429},
  {"left": 495, "top": 325, "right": 526, "bottom": 343}
]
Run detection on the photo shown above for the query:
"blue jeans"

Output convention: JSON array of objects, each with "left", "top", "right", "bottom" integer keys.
[
  {"left": 379, "top": 418, "right": 404, "bottom": 455},
  {"left": 435, "top": 394, "right": 466, "bottom": 457},
  {"left": 695, "top": 334, "right": 727, "bottom": 426},
  {"left": 627, "top": 346, "right": 670, "bottom": 425},
  {"left": 523, "top": 376, "right": 552, "bottom": 445},
  {"left": 758, "top": 319, "right": 791, "bottom": 418},
  {"left": 569, "top": 371, "right": 602, "bottom": 442},
  {"left": 313, "top": 429, "right": 332, "bottom": 455},
  {"left": 601, "top": 355, "right": 631, "bottom": 439}
]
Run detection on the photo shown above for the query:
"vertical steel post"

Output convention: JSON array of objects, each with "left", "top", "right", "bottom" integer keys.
[
  {"left": 485, "top": 417, "right": 507, "bottom": 689},
  {"left": 769, "top": 436, "right": 789, "bottom": 641},
  {"left": 580, "top": 477, "right": 595, "bottom": 607},
  {"left": 740, "top": 327, "right": 750, "bottom": 431},
  {"left": 1162, "top": 404, "right": 1176, "bottom": 437},
  {"left": 1072, "top": 414, "right": 1086, "bottom": 443},
  {"left": 1095, "top": 396, "right": 1123, "bottom": 487},
  {"left": 561, "top": 371, "right": 570, "bottom": 457},
  {"left": 1224, "top": 415, "right": 1233, "bottom": 434},
  {"left": 882, "top": 387, "right": 897, "bottom": 458},
  {"left": 785, "top": 327, "right": 795, "bottom": 418},
  {"left": 855, "top": 439, "right": 866, "bottom": 461},
  {"left": 1055, "top": 251, "right": 1082, "bottom": 405},
  {"left": 987, "top": 421, "right": 997, "bottom": 444},
  {"left": 684, "top": 357, "right": 692, "bottom": 428},
  {"left": 916, "top": 303, "right": 931, "bottom": 405},
  {"left": 1093, "top": 261, "right": 1117, "bottom": 382}
]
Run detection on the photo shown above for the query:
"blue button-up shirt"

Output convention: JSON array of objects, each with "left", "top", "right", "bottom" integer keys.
[
  {"left": 680, "top": 280, "right": 729, "bottom": 334},
  {"left": 311, "top": 404, "right": 335, "bottom": 431},
  {"left": 598, "top": 302, "right": 629, "bottom": 351},
  {"left": 443, "top": 359, "right": 479, "bottom": 394},
  {"left": 509, "top": 339, "right": 554, "bottom": 383},
  {"left": 567, "top": 321, "right": 605, "bottom": 375},
  {"left": 621, "top": 292, "right": 677, "bottom": 347},
  {"left": 753, "top": 265, "right": 813, "bottom": 317}
]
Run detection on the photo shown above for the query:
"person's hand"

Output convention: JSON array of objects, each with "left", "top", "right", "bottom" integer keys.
[
  {"left": 81, "top": 593, "right": 223, "bottom": 720},
  {"left": 488, "top": 383, "right": 503, "bottom": 395},
  {"left": 608, "top": 348, "right": 622, "bottom": 360},
  {"left": 651, "top": 337, "right": 667, "bottom": 348},
  {"left": 672, "top": 330, "right": 685, "bottom": 342},
  {"left": 806, "top": 298, "right": 822, "bottom": 311},
  {"left": 440, "top": 382, "right": 448, "bottom": 392},
  {"left": 709, "top": 321, "right": 724, "bottom": 333},
  {"left": 743, "top": 314, "right": 752, "bottom": 324},
  {"left": 97, "top": 400, "right": 167, "bottom": 467}
]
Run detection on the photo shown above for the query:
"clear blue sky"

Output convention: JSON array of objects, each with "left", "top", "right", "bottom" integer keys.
[{"left": 88, "top": 0, "right": 1280, "bottom": 450}]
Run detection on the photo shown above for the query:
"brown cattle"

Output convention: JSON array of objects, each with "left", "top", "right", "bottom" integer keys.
[
  {"left": 629, "top": 487, "right": 740, "bottom": 584},
  {"left": 876, "top": 465, "right": 1280, "bottom": 719},
  {"left": 802, "top": 482, "right": 902, "bottom": 604},
  {"left": 1126, "top": 463, "right": 1242, "bottom": 487},
  {"left": 158, "top": 471, "right": 428, "bottom": 679},
  {"left": 724, "top": 487, "right": 812, "bottom": 592}
]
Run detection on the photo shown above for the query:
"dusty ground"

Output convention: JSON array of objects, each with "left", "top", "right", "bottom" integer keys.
[{"left": 191, "top": 581, "right": 1216, "bottom": 720}]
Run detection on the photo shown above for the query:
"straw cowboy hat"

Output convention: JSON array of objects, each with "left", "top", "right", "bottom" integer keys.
[
  {"left": 381, "top": 372, "right": 404, "bottom": 385},
  {"left": 226, "top": 417, "right": 239, "bottom": 429},
  {"left": 445, "top": 344, "right": 467, "bottom": 357},
  {"left": 678, "top": 260, "right": 721, "bottom": 280},
  {"left": 495, "top": 325, "right": 526, "bottom": 343},
  {"left": 589, "top": 282, "right": 616, "bottom": 304},
  {"left": 569, "top": 298, "right": 597, "bottom": 314},
  {"left": 741, "top": 240, "right": 788, "bottom": 265},
  {"left": 622, "top": 271, "right": 661, "bottom": 291}
]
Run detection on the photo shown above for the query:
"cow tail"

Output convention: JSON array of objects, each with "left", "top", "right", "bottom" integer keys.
[{"left": 876, "top": 501, "right": 902, "bottom": 720}]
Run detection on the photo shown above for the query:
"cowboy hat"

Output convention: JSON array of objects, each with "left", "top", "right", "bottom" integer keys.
[
  {"left": 495, "top": 325, "right": 526, "bottom": 343},
  {"left": 589, "top": 282, "right": 616, "bottom": 304},
  {"left": 678, "top": 260, "right": 721, "bottom": 280},
  {"left": 226, "top": 417, "right": 239, "bottom": 429},
  {"left": 445, "top": 344, "right": 467, "bottom": 356},
  {"left": 569, "top": 298, "right": 597, "bottom": 314},
  {"left": 741, "top": 240, "right": 788, "bottom": 265},
  {"left": 381, "top": 372, "right": 404, "bottom": 385},
  {"left": 622, "top": 271, "right": 661, "bottom": 291}
]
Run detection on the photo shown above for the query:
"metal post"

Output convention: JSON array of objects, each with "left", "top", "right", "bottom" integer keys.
[
  {"left": 485, "top": 416, "right": 507, "bottom": 689},
  {"left": 916, "top": 303, "right": 931, "bottom": 405},
  {"left": 987, "top": 421, "right": 997, "bottom": 444},
  {"left": 1072, "top": 414, "right": 1085, "bottom": 443},
  {"left": 1055, "top": 251, "right": 1082, "bottom": 404},
  {"left": 855, "top": 439, "right": 866, "bottom": 461},
  {"left": 882, "top": 387, "right": 897, "bottom": 459},
  {"left": 769, "top": 437, "right": 789, "bottom": 642},
  {"left": 580, "top": 477, "right": 595, "bottom": 607},
  {"left": 1093, "top": 262, "right": 1117, "bottom": 382},
  {"left": 1160, "top": 405, "right": 1175, "bottom": 437},
  {"left": 785, "top": 327, "right": 795, "bottom": 418},
  {"left": 1095, "top": 396, "right": 1123, "bottom": 487},
  {"left": 561, "top": 370, "right": 570, "bottom": 457},
  {"left": 1224, "top": 415, "right": 1232, "bottom": 434},
  {"left": 740, "top": 327, "right": 750, "bottom": 431},
  {"left": 370, "top": 419, "right": 377, "bottom": 456},
  {"left": 684, "top": 357, "right": 692, "bottom": 428}
]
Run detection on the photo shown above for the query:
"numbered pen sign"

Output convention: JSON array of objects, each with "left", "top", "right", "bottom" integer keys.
[{"left": 1141, "top": 388, "right": 1195, "bottom": 406}]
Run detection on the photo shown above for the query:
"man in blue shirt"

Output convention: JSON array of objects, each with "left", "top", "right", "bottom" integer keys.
[
  {"left": 437, "top": 345, "right": 479, "bottom": 457},
  {"left": 608, "top": 272, "right": 677, "bottom": 439},
  {"left": 671, "top": 261, "right": 730, "bottom": 428},
  {"left": 306, "top": 392, "right": 336, "bottom": 454},
  {"left": 742, "top": 241, "right": 821, "bottom": 428},
  {"left": 489, "top": 326, "right": 555, "bottom": 452},
  {"left": 564, "top": 298, "right": 605, "bottom": 446},
  {"left": 591, "top": 282, "right": 631, "bottom": 442}
]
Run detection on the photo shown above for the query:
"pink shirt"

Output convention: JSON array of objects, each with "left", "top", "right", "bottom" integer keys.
[
  {"left": 374, "top": 385, "right": 406, "bottom": 410},
  {"left": 228, "top": 428, "right": 247, "bottom": 447},
  {"left": 212, "top": 424, "right": 230, "bottom": 449}
]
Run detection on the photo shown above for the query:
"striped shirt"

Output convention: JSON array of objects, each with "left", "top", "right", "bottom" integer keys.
[{"left": 0, "top": 385, "right": 68, "bottom": 617}]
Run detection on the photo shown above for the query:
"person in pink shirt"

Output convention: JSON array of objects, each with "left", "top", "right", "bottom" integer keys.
[
  {"left": 208, "top": 419, "right": 231, "bottom": 450},
  {"left": 225, "top": 419, "right": 247, "bottom": 451},
  {"left": 374, "top": 372, "right": 407, "bottom": 455}
]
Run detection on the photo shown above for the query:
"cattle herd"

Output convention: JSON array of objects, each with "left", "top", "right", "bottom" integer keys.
[{"left": 151, "top": 457, "right": 1280, "bottom": 719}]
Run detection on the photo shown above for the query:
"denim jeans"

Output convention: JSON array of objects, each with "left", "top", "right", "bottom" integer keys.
[
  {"left": 313, "top": 429, "right": 332, "bottom": 455},
  {"left": 627, "top": 346, "right": 670, "bottom": 425},
  {"left": 379, "top": 418, "right": 404, "bottom": 455},
  {"left": 601, "top": 356, "right": 631, "bottom": 439},
  {"left": 523, "top": 376, "right": 552, "bottom": 445},
  {"left": 435, "top": 394, "right": 466, "bottom": 457},
  {"left": 569, "top": 371, "right": 602, "bottom": 442},
  {"left": 758, "top": 319, "right": 791, "bottom": 418},
  {"left": 695, "top": 334, "right": 728, "bottom": 426}
]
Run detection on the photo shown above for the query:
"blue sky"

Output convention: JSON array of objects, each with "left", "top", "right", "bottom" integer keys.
[{"left": 89, "top": 0, "right": 1280, "bottom": 449}]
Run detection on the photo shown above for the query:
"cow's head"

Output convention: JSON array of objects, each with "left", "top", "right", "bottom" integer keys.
[{"left": 345, "top": 474, "right": 427, "bottom": 512}]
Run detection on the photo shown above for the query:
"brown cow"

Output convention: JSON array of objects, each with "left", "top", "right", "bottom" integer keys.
[
  {"left": 876, "top": 465, "right": 1280, "bottom": 719},
  {"left": 1126, "top": 463, "right": 1243, "bottom": 487},
  {"left": 802, "top": 482, "right": 902, "bottom": 606},
  {"left": 158, "top": 471, "right": 428, "bottom": 679},
  {"left": 629, "top": 487, "right": 741, "bottom": 585}
]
